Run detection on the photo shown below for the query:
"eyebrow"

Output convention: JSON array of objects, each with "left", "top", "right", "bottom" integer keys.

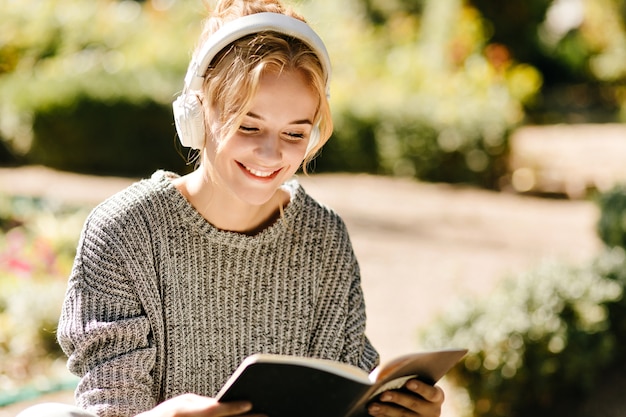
[{"left": 246, "top": 112, "right": 313, "bottom": 125}]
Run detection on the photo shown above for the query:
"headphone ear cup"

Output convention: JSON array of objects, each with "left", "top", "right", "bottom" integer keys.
[{"left": 173, "top": 93, "right": 206, "bottom": 150}]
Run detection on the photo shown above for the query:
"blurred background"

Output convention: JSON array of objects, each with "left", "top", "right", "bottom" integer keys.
[
  {"left": 2, "top": 0, "right": 626, "bottom": 416},
  {"left": 1, "top": 0, "right": 626, "bottom": 187}
]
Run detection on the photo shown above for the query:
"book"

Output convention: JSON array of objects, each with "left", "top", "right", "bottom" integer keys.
[{"left": 216, "top": 348, "right": 467, "bottom": 417}]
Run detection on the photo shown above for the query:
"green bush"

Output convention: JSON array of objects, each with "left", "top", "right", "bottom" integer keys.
[
  {"left": 30, "top": 97, "right": 191, "bottom": 177},
  {"left": 373, "top": 116, "right": 510, "bottom": 188},
  {"left": 422, "top": 184, "right": 626, "bottom": 417},
  {"left": 0, "top": 0, "right": 199, "bottom": 175},
  {"left": 305, "top": 0, "right": 540, "bottom": 188},
  {"left": 423, "top": 249, "right": 626, "bottom": 417},
  {"left": 596, "top": 183, "right": 626, "bottom": 249},
  {"left": 313, "top": 111, "right": 380, "bottom": 174},
  {"left": 0, "top": 194, "right": 88, "bottom": 393}
]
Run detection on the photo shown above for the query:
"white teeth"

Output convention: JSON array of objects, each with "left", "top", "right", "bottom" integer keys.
[{"left": 245, "top": 166, "right": 274, "bottom": 178}]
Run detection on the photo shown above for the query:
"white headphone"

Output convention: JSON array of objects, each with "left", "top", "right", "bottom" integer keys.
[{"left": 172, "top": 12, "right": 332, "bottom": 153}]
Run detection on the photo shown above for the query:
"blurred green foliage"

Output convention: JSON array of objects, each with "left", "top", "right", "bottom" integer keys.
[
  {"left": 359, "top": 0, "right": 626, "bottom": 122},
  {"left": 466, "top": 0, "right": 626, "bottom": 123},
  {"left": 301, "top": 0, "right": 540, "bottom": 187},
  {"left": 0, "top": 0, "right": 542, "bottom": 186},
  {"left": 0, "top": 195, "right": 88, "bottom": 393},
  {"left": 422, "top": 185, "right": 626, "bottom": 417},
  {"left": 30, "top": 97, "right": 188, "bottom": 175},
  {"left": 597, "top": 183, "right": 626, "bottom": 249},
  {"left": 0, "top": 0, "right": 199, "bottom": 176},
  {"left": 1, "top": 0, "right": 624, "bottom": 183}
]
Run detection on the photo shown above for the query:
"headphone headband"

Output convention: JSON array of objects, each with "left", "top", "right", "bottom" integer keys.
[{"left": 183, "top": 12, "right": 331, "bottom": 94}]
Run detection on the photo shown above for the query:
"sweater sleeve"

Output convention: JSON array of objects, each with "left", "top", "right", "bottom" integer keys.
[
  {"left": 343, "top": 258, "right": 380, "bottom": 372},
  {"left": 308, "top": 213, "right": 380, "bottom": 372},
  {"left": 57, "top": 209, "right": 158, "bottom": 417}
]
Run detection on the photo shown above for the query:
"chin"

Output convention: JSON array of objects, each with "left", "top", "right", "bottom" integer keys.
[{"left": 232, "top": 173, "right": 293, "bottom": 207}]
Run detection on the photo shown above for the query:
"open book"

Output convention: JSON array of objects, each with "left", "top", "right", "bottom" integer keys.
[{"left": 216, "top": 348, "right": 467, "bottom": 417}]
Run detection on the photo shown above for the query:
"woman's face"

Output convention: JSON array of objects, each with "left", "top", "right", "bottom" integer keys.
[{"left": 205, "top": 69, "right": 318, "bottom": 206}]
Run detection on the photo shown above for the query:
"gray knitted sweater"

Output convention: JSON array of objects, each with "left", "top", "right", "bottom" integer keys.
[{"left": 57, "top": 170, "right": 379, "bottom": 417}]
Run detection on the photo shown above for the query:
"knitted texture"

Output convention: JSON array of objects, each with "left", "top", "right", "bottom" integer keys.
[{"left": 57, "top": 171, "right": 380, "bottom": 417}]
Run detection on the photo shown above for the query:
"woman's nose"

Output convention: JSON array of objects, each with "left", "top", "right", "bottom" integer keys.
[{"left": 254, "top": 133, "right": 281, "bottom": 162}]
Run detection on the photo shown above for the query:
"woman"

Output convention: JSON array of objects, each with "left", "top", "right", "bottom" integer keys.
[{"left": 19, "top": 1, "right": 445, "bottom": 416}]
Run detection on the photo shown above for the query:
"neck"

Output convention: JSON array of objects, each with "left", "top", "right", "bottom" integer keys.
[{"left": 174, "top": 169, "right": 287, "bottom": 235}]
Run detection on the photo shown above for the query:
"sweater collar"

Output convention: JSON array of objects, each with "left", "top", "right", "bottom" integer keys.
[{"left": 153, "top": 170, "right": 304, "bottom": 247}]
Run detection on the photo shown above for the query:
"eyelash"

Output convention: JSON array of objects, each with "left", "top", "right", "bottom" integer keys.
[{"left": 238, "top": 126, "right": 305, "bottom": 140}]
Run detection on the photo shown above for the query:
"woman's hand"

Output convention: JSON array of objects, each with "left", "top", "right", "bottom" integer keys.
[
  {"left": 367, "top": 379, "right": 445, "bottom": 417},
  {"left": 135, "top": 393, "right": 266, "bottom": 417}
]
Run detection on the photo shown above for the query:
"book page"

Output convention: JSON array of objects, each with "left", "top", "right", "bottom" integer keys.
[
  {"left": 241, "top": 354, "right": 371, "bottom": 383},
  {"left": 369, "top": 348, "right": 467, "bottom": 386},
  {"left": 368, "top": 375, "right": 415, "bottom": 399}
]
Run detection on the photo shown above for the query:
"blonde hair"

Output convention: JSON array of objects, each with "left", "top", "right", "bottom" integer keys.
[{"left": 194, "top": 0, "right": 333, "bottom": 165}]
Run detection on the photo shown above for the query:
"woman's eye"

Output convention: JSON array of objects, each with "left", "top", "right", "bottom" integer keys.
[
  {"left": 285, "top": 132, "right": 305, "bottom": 140},
  {"left": 239, "top": 125, "right": 258, "bottom": 133}
]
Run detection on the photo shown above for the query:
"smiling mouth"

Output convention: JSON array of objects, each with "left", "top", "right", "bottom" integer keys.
[{"left": 239, "top": 162, "right": 281, "bottom": 179}]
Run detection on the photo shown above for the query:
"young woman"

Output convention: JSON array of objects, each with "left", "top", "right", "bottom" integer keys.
[{"left": 19, "top": 1, "right": 445, "bottom": 416}]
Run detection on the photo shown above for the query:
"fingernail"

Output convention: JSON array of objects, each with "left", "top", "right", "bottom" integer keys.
[
  {"left": 408, "top": 380, "right": 419, "bottom": 390},
  {"left": 369, "top": 404, "right": 380, "bottom": 415}
]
